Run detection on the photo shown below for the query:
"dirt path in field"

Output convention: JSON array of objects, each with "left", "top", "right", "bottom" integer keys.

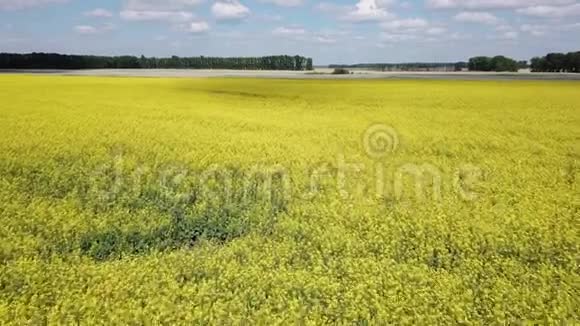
[{"left": 2, "top": 69, "right": 580, "bottom": 81}]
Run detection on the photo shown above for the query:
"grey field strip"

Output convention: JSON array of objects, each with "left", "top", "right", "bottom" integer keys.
[{"left": 2, "top": 69, "right": 580, "bottom": 81}]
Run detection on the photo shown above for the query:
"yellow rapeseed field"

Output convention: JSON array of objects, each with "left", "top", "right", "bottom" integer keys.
[{"left": 0, "top": 75, "right": 578, "bottom": 324}]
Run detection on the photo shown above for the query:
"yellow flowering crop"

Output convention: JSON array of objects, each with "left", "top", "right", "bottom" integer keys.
[{"left": 0, "top": 75, "right": 578, "bottom": 324}]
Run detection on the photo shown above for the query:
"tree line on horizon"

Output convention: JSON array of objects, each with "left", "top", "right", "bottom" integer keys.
[
  {"left": 328, "top": 59, "right": 526, "bottom": 72},
  {"left": 2, "top": 51, "right": 579, "bottom": 73},
  {"left": 0, "top": 53, "right": 314, "bottom": 71},
  {"left": 467, "top": 56, "right": 527, "bottom": 72},
  {"left": 330, "top": 51, "right": 579, "bottom": 73},
  {"left": 468, "top": 52, "right": 580, "bottom": 73},
  {"left": 530, "top": 52, "right": 580, "bottom": 73},
  {"left": 329, "top": 62, "right": 468, "bottom": 72}
]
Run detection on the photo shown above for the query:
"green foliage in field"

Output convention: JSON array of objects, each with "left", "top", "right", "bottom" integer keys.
[{"left": 0, "top": 75, "right": 578, "bottom": 324}]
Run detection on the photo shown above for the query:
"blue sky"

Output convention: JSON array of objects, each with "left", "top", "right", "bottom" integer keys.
[{"left": 1, "top": 0, "right": 579, "bottom": 64}]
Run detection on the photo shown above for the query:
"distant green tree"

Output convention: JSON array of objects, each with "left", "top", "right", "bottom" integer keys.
[
  {"left": 468, "top": 56, "right": 518, "bottom": 72},
  {"left": 306, "top": 58, "right": 313, "bottom": 71},
  {"left": 468, "top": 56, "right": 493, "bottom": 71},
  {"left": 530, "top": 57, "right": 546, "bottom": 72},
  {"left": 294, "top": 55, "right": 303, "bottom": 71},
  {"left": 529, "top": 51, "right": 580, "bottom": 73},
  {"left": 454, "top": 61, "right": 467, "bottom": 71},
  {"left": 570, "top": 52, "right": 580, "bottom": 72},
  {"left": 545, "top": 53, "right": 567, "bottom": 72},
  {"left": 490, "top": 56, "right": 518, "bottom": 72}
]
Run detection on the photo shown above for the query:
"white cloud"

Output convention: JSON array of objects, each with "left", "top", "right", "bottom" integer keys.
[
  {"left": 449, "top": 32, "right": 471, "bottom": 40},
  {"left": 120, "top": 10, "right": 194, "bottom": 22},
  {"left": 426, "top": 0, "right": 575, "bottom": 10},
  {"left": 74, "top": 25, "right": 98, "bottom": 35},
  {"left": 272, "top": 26, "right": 344, "bottom": 44},
  {"left": 380, "top": 33, "right": 418, "bottom": 42},
  {"left": 212, "top": 0, "right": 251, "bottom": 21},
  {"left": 517, "top": 4, "right": 580, "bottom": 18},
  {"left": 213, "top": 30, "right": 245, "bottom": 38},
  {"left": 379, "top": 18, "right": 450, "bottom": 39},
  {"left": 344, "top": 0, "right": 395, "bottom": 22},
  {"left": 0, "top": 36, "right": 25, "bottom": 44},
  {"left": 520, "top": 22, "right": 580, "bottom": 36},
  {"left": 272, "top": 26, "right": 306, "bottom": 36},
  {"left": 426, "top": 27, "right": 447, "bottom": 35},
  {"left": 259, "top": 0, "right": 303, "bottom": 7},
  {"left": 170, "top": 40, "right": 183, "bottom": 48},
  {"left": 566, "top": 22, "right": 580, "bottom": 29},
  {"left": 120, "top": 0, "right": 202, "bottom": 24},
  {"left": 0, "top": 0, "right": 68, "bottom": 10},
  {"left": 454, "top": 11, "right": 499, "bottom": 25},
  {"left": 520, "top": 24, "right": 547, "bottom": 36},
  {"left": 74, "top": 23, "right": 115, "bottom": 35},
  {"left": 381, "top": 18, "right": 429, "bottom": 31},
  {"left": 399, "top": 1, "right": 413, "bottom": 9},
  {"left": 500, "top": 31, "right": 518, "bottom": 39},
  {"left": 495, "top": 24, "right": 513, "bottom": 32},
  {"left": 315, "top": 35, "right": 337, "bottom": 44},
  {"left": 255, "top": 13, "right": 283, "bottom": 22},
  {"left": 185, "top": 20, "right": 210, "bottom": 33},
  {"left": 84, "top": 8, "right": 113, "bottom": 18},
  {"left": 124, "top": 0, "right": 203, "bottom": 11},
  {"left": 316, "top": 2, "right": 349, "bottom": 14}
]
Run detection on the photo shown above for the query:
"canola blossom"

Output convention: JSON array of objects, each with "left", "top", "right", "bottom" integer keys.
[{"left": 0, "top": 75, "right": 578, "bottom": 324}]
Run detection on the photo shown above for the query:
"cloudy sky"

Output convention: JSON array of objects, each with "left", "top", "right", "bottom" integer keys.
[{"left": 1, "top": 0, "right": 579, "bottom": 64}]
